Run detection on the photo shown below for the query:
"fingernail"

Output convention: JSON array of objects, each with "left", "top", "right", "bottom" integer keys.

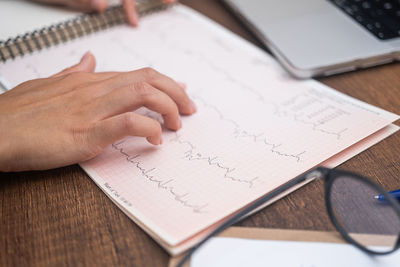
[
  {"left": 81, "top": 51, "right": 91, "bottom": 62},
  {"left": 176, "top": 118, "right": 182, "bottom": 129},
  {"left": 134, "top": 12, "right": 139, "bottom": 25},
  {"left": 159, "top": 136, "right": 163, "bottom": 145},
  {"left": 147, "top": 136, "right": 159, "bottom": 145},
  {"left": 130, "top": 11, "right": 139, "bottom": 26},
  {"left": 189, "top": 100, "right": 197, "bottom": 113},
  {"left": 79, "top": 51, "right": 93, "bottom": 70},
  {"left": 178, "top": 82, "right": 187, "bottom": 89}
]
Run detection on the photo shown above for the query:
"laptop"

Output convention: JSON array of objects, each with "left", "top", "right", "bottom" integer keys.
[{"left": 221, "top": 0, "right": 400, "bottom": 78}]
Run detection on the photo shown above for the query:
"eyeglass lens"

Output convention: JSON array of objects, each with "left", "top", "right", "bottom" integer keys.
[{"left": 329, "top": 175, "right": 400, "bottom": 253}]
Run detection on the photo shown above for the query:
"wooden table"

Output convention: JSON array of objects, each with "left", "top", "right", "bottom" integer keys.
[{"left": 1, "top": 0, "right": 399, "bottom": 266}]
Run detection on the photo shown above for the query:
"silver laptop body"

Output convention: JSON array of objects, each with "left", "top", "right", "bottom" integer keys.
[{"left": 222, "top": 0, "right": 400, "bottom": 78}]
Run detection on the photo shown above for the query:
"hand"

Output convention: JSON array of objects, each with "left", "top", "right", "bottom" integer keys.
[
  {"left": 0, "top": 52, "right": 196, "bottom": 172},
  {"left": 32, "top": 0, "right": 176, "bottom": 26}
]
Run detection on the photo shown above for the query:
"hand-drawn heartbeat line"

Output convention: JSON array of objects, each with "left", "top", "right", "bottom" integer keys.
[
  {"left": 201, "top": 61, "right": 349, "bottom": 140},
  {"left": 292, "top": 114, "right": 348, "bottom": 140},
  {"left": 274, "top": 91, "right": 350, "bottom": 139},
  {"left": 141, "top": 110, "right": 260, "bottom": 187},
  {"left": 114, "top": 26, "right": 350, "bottom": 141},
  {"left": 273, "top": 108, "right": 349, "bottom": 140},
  {"left": 192, "top": 96, "right": 306, "bottom": 162},
  {"left": 112, "top": 140, "right": 209, "bottom": 214},
  {"left": 140, "top": 110, "right": 261, "bottom": 187},
  {"left": 169, "top": 133, "right": 259, "bottom": 188},
  {"left": 177, "top": 48, "right": 350, "bottom": 140},
  {"left": 308, "top": 87, "right": 380, "bottom": 116}
]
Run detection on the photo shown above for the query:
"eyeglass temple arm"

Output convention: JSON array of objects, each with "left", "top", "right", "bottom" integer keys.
[{"left": 176, "top": 167, "right": 329, "bottom": 267}]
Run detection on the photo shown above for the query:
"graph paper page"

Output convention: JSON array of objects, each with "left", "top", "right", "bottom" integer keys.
[{"left": 0, "top": 6, "right": 398, "bottom": 247}]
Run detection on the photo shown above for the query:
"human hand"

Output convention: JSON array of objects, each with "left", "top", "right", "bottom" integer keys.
[
  {"left": 32, "top": 0, "right": 176, "bottom": 26},
  {"left": 0, "top": 52, "right": 196, "bottom": 172}
]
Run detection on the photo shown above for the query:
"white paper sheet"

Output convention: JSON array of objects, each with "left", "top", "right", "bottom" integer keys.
[{"left": 191, "top": 237, "right": 400, "bottom": 267}]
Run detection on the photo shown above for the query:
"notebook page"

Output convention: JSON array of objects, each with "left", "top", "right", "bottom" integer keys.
[{"left": 0, "top": 5, "right": 398, "bottom": 247}]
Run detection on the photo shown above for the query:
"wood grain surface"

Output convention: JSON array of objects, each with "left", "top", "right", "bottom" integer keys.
[{"left": 1, "top": 0, "right": 400, "bottom": 266}]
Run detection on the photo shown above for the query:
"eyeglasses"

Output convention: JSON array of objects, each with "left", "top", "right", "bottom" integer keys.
[
  {"left": 177, "top": 167, "right": 400, "bottom": 266},
  {"left": 324, "top": 168, "right": 400, "bottom": 254}
]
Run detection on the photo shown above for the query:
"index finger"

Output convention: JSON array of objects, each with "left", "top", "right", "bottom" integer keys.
[
  {"left": 99, "top": 68, "right": 197, "bottom": 115},
  {"left": 122, "top": 0, "right": 138, "bottom": 26}
]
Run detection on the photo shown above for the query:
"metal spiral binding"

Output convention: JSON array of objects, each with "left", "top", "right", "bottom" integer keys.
[{"left": 0, "top": 0, "right": 170, "bottom": 63}]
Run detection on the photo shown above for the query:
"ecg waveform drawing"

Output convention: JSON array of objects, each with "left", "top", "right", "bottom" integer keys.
[
  {"left": 139, "top": 90, "right": 307, "bottom": 164},
  {"left": 274, "top": 90, "right": 350, "bottom": 139},
  {"left": 142, "top": 21, "right": 355, "bottom": 141},
  {"left": 169, "top": 133, "right": 259, "bottom": 188},
  {"left": 196, "top": 56, "right": 351, "bottom": 140},
  {"left": 191, "top": 96, "right": 307, "bottom": 161},
  {"left": 140, "top": 105, "right": 263, "bottom": 188},
  {"left": 112, "top": 140, "right": 209, "bottom": 213}
]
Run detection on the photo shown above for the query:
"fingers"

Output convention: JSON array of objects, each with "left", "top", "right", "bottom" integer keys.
[
  {"left": 122, "top": 0, "right": 139, "bottom": 26},
  {"left": 39, "top": 0, "right": 108, "bottom": 12},
  {"left": 35, "top": 0, "right": 176, "bottom": 26},
  {"left": 90, "top": 0, "right": 108, "bottom": 12},
  {"left": 122, "top": 0, "right": 176, "bottom": 26},
  {"left": 53, "top": 51, "right": 96, "bottom": 77},
  {"left": 92, "top": 112, "right": 162, "bottom": 146},
  {"left": 98, "top": 68, "right": 196, "bottom": 115},
  {"left": 88, "top": 82, "right": 181, "bottom": 130},
  {"left": 146, "top": 70, "right": 196, "bottom": 115},
  {"left": 66, "top": 0, "right": 107, "bottom": 12}
]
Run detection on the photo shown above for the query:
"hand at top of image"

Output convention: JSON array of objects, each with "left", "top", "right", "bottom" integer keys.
[{"left": 31, "top": 0, "right": 176, "bottom": 26}]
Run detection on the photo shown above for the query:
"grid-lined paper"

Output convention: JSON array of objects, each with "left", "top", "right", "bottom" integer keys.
[{"left": 0, "top": 5, "right": 398, "bottom": 251}]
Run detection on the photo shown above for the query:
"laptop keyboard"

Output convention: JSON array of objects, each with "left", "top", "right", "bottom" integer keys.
[{"left": 330, "top": 0, "right": 400, "bottom": 40}]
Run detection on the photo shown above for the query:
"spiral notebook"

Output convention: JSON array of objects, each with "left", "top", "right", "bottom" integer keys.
[{"left": 0, "top": 1, "right": 399, "bottom": 255}]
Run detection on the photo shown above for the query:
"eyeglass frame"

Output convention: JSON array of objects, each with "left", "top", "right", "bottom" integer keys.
[
  {"left": 176, "top": 166, "right": 400, "bottom": 267},
  {"left": 324, "top": 167, "right": 400, "bottom": 255}
]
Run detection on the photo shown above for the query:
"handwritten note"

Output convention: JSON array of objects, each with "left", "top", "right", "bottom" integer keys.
[{"left": 0, "top": 5, "right": 398, "bottom": 252}]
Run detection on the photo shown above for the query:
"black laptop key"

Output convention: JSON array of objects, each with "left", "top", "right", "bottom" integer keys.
[{"left": 330, "top": 0, "right": 400, "bottom": 40}]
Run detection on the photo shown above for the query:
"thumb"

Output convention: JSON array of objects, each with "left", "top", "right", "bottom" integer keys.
[{"left": 53, "top": 51, "right": 96, "bottom": 77}]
